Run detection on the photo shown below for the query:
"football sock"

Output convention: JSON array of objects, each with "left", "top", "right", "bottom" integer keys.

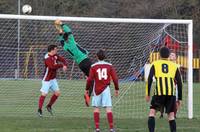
[
  {"left": 148, "top": 116, "right": 155, "bottom": 132},
  {"left": 169, "top": 120, "right": 176, "bottom": 132},
  {"left": 38, "top": 95, "right": 46, "bottom": 109},
  {"left": 107, "top": 112, "right": 114, "bottom": 129},
  {"left": 94, "top": 112, "right": 100, "bottom": 129},
  {"left": 47, "top": 94, "right": 58, "bottom": 107}
]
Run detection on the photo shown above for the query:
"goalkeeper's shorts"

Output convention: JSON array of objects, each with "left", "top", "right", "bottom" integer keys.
[
  {"left": 79, "top": 58, "right": 92, "bottom": 77},
  {"left": 92, "top": 86, "right": 112, "bottom": 107},
  {"left": 40, "top": 79, "right": 59, "bottom": 94}
]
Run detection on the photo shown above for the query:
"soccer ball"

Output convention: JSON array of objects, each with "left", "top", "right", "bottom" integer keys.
[{"left": 22, "top": 4, "right": 32, "bottom": 14}]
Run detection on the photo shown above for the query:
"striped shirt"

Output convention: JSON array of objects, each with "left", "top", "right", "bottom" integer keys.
[{"left": 146, "top": 59, "right": 183, "bottom": 100}]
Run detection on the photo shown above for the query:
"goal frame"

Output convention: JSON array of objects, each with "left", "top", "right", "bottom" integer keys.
[{"left": 0, "top": 14, "right": 193, "bottom": 119}]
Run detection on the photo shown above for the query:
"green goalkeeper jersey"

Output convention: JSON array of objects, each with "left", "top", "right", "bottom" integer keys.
[{"left": 58, "top": 24, "right": 89, "bottom": 64}]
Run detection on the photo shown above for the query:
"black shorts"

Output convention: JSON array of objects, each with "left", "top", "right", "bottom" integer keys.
[
  {"left": 150, "top": 95, "right": 176, "bottom": 114},
  {"left": 78, "top": 58, "right": 92, "bottom": 77}
]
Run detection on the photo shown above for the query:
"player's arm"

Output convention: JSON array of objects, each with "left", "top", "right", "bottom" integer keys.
[
  {"left": 61, "top": 24, "right": 72, "bottom": 33},
  {"left": 54, "top": 19, "right": 63, "bottom": 33},
  {"left": 110, "top": 66, "right": 119, "bottom": 96},
  {"left": 175, "top": 68, "right": 183, "bottom": 100},
  {"left": 60, "top": 23, "right": 89, "bottom": 55},
  {"left": 145, "top": 64, "right": 155, "bottom": 101},
  {"left": 57, "top": 55, "right": 68, "bottom": 66},
  {"left": 57, "top": 55, "right": 68, "bottom": 72},
  {"left": 55, "top": 20, "right": 73, "bottom": 47},
  {"left": 110, "top": 66, "right": 119, "bottom": 90},
  {"left": 55, "top": 20, "right": 89, "bottom": 55},
  {"left": 59, "top": 24, "right": 72, "bottom": 42},
  {"left": 54, "top": 19, "right": 72, "bottom": 33},
  {"left": 58, "top": 25, "right": 72, "bottom": 48},
  {"left": 45, "top": 58, "right": 63, "bottom": 70}
]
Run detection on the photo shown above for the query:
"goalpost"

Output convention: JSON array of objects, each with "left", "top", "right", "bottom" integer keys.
[{"left": 0, "top": 14, "right": 193, "bottom": 119}]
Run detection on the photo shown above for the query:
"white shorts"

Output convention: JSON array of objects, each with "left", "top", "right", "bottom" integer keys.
[
  {"left": 40, "top": 79, "right": 59, "bottom": 94},
  {"left": 92, "top": 86, "right": 112, "bottom": 107}
]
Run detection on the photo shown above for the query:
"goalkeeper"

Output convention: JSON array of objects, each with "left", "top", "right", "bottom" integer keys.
[{"left": 54, "top": 20, "right": 93, "bottom": 106}]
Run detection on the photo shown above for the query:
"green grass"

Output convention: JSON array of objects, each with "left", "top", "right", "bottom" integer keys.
[
  {"left": 0, "top": 117, "right": 199, "bottom": 132},
  {"left": 0, "top": 79, "right": 200, "bottom": 132}
]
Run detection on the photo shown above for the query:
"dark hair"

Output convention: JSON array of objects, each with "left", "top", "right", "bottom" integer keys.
[
  {"left": 48, "top": 45, "right": 57, "bottom": 52},
  {"left": 159, "top": 46, "right": 170, "bottom": 58},
  {"left": 96, "top": 49, "right": 106, "bottom": 60}
]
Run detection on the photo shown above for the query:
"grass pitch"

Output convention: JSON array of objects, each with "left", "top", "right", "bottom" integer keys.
[{"left": 0, "top": 79, "right": 199, "bottom": 132}]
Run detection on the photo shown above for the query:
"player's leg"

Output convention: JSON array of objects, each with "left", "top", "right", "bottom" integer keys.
[
  {"left": 38, "top": 81, "right": 50, "bottom": 117},
  {"left": 38, "top": 92, "right": 47, "bottom": 117},
  {"left": 92, "top": 92, "right": 102, "bottom": 131},
  {"left": 78, "top": 58, "right": 92, "bottom": 77},
  {"left": 94, "top": 107, "right": 100, "bottom": 132},
  {"left": 148, "top": 109, "right": 156, "bottom": 132},
  {"left": 106, "top": 107, "right": 115, "bottom": 132},
  {"left": 166, "top": 96, "right": 177, "bottom": 132},
  {"left": 78, "top": 58, "right": 93, "bottom": 96},
  {"left": 148, "top": 96, "right": 163, "bottom": 132},
  {"left": 168, "top": 112, "right": 176, "bottom": 132},
  {"left": 46, "top": 79, "right": 60, "bottom": 115},
  {"left": 47, "top": 79, "right": 60, "bottom": 107},
  {"left": 174, "top": 101, "right": 178, "bottom": 118},
  {"left": 46, "top": 90, "right": 60, "bottom": 115},
  {"left": 102, "top": 86, "right": 115, "bottom": 132}
]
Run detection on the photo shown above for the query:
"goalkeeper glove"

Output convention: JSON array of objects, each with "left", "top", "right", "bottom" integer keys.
[{"left": 54, "top": 19, "right": 63, "bottom": 33}]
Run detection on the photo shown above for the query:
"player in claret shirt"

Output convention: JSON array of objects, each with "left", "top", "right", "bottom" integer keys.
[
  {"left": 37, "top": 45, "right": 67, "bottom": 117},
  {"left": 85, "top": 49, "right": 119, "bottom": 132}
]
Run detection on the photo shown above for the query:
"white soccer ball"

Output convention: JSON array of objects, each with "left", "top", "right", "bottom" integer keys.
[{"left": 22, "top": 4, "right": 32, "bottom": 14}]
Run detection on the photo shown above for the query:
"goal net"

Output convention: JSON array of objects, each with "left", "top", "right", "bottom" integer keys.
[{"left": 0, "top": 14, "right": 194, "bottom": 119}]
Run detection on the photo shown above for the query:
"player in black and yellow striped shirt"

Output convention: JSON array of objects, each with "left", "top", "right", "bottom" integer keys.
[{"left": 146, "top": 47, "right": 183, "bottom": 132}]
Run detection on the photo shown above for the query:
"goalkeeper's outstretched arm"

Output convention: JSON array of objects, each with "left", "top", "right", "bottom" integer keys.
[
  {"left": 54, "top": 19, "right": 89, "bottom": 65},
  {"left": 54, "top": 20, "right": 74, "bottom": 47},
  {"left": 54, "top": 19, "right": 72, "bottom": 34},
  {"left": 54, "top": 19, "right": 63, "bottom": 33}
]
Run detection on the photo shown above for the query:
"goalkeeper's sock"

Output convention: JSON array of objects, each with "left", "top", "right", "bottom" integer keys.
[
  {"left": 38, "top": 95, "right": 46, "bottom": 109},
  {"left": 94, "top": 112, "right": 100, "bottom": 129},
  {"left": 169, "top": 120, "right": 176, "bottom": 132},
  {"left": 47, "top": 94, "right": 58, "bottom": 107},
  {"left": 107, "top": 112, "right": 114, "bottom": 129},
  {"left": 148, "top": 116, "right": 155, "bottom": 132}
]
